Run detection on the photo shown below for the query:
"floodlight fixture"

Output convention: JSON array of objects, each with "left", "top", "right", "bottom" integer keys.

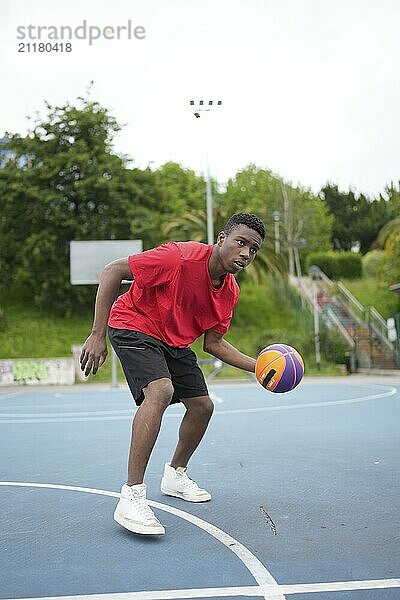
[{"left": 188, "top": 99, "right": 222, "bottom": 118}]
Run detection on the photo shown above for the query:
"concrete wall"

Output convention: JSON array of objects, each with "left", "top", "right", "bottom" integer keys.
[{"left": 0, "top": 358, "right": 75, "bottom": 386}]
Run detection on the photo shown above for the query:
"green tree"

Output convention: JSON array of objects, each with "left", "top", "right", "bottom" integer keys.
[
  {"left": 372, "top": 216, "right": 400, "bottom": 255},
  {"left": 126, "top": 166, "right": 163, "bottom": 249},
  {"left": 320, "top": 184, "right": 393, "bottom": 253},
  {"left": 370, "top": 217, "right": 400, "bottom": 287},
  {"left": 156, "top": 162, "right": 209, "bottom": 243},
  {"left": 0, "top": 97, "right": 138, "bottom": 314},
  {"left": 221, "top": 165, "right": 332, "bottom": 279},
  {"left": 362, "top": 250, "right": 390, "bottom": 279},
  {"left": 127, "top": 162, "right": 209, "bottom": 248},
  {"left": 381, "top": 183, "right": 400, "bottom": 220}
]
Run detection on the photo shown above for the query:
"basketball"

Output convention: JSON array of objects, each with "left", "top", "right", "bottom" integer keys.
[{"left": 255, "top": 344, "right": 304, "bottom": 393}]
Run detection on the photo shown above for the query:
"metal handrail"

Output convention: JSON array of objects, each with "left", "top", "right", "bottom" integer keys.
[
  {"left": 325, "top": 308, "right": 355, "bottom": 348},
  {"left": 368, "top": 307, "right": 393, "bottom": 351},
  {"left": 302, "top": 268, "right": 397, "bottom": 368},
  {"left": 336, "top": 282, "right": 365, "bottom": 315},
  {"left": 318, "top": 270, "right": 334, "bottom": 286},
  {"left": 370, "top": 306, "right": 388, "bottom": 330},
  {"left": 297, "top": 276, "right": 356, "bottom": 350},
  {"left": 198, "top": 358, "right": 225, "bottom": 381}
]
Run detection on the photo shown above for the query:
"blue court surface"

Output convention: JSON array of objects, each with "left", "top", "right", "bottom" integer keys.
[{"left": 1, "top": 375, "right": 399, "bottom": 600}]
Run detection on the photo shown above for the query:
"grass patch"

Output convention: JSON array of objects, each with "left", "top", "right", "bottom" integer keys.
[
  {"left": 342, "top": 278, "right": 400, "bottom": 319},
  {"left": 0, "top": 300, "right": 123, "bottom": 384},
  {"left": 0, "top": 277, "right": 348, "bottom": 384},
  {"left": 193, "top": 278, "right": 346, "bottom": 376}
]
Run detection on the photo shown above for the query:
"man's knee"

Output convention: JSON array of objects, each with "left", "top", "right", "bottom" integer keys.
[
  {"left": 144, "top": 378, "right": 174, "bottom": 408},
  {"left": 184, "top": 395, "right": 214, "bottom": 419}
]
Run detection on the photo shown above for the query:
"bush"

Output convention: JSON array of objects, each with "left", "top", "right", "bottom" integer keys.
[
  {"left": 305, "top": 251, "right": 362, "bottom": 280},
  {"left": 362, "top": 250, "right": 390, "bottom": 279},
  {"left": 321, "top": 328, "right": 348, "bottom": 364}
]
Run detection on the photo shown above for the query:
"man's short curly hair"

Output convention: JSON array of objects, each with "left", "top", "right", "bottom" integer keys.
[{"left": 223, "top": 213, "right": 265, "bottom": 240}]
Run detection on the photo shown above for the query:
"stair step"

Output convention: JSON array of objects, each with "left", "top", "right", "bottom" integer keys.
[{"left": 303, "top": 280, "right": 396, "bottom": 368}]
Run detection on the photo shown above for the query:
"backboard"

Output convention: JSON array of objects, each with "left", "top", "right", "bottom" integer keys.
[{"left": 70, "top": 240, "right": 142, "bottom": 285}]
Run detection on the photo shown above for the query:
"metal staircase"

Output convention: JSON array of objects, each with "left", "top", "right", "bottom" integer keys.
[{"left": 292, "top": 271, "right": 398, "bottom": 371}]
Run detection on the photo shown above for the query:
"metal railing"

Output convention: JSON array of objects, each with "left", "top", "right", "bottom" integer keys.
[
  {"left": 325, "top": 308, "right": 355, "bottom": 348},
  {"left": 335, "top": 282, "right": 394, "bottom": 353},
  {"left": 198, "top": 358, "right": 225, "bottom": 381},
  {"left": 336, "top": 282, "right": 365, "bottom": 315},
  {"left": 292, "top": 273, "right": 357, "bottom": 368},
  {"left": 297, "top": 266, "right": 398, "bottom": 369},
  {"left": 368, "top": 307, "right": 394, "bottom": 353}
]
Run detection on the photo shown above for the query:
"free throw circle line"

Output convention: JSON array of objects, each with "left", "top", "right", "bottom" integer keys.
[
  {"left": 0, "top": 481, "right": 284, "bottom": 600},
  {"left": 0, "top": 582, "right": 399, "bottom": 600},
  {"left": 0, "top": 385, "right": 396, "bottom": 423},
  {"left": 208, "top": 385, "right": 398, "bottom": 415}
]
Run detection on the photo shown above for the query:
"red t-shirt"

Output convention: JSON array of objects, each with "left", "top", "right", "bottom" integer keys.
[{"left": 108, "top": 241, "right": 239, "bottom": 347}]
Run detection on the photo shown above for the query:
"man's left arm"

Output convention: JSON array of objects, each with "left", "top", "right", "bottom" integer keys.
[{"left": 203, "top": 329, "right": 255, "bottom": 373}]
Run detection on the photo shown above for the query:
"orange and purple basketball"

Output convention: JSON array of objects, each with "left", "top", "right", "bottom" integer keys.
[{"left": 255, "top": 344, "right": 304, "bottom": 393}]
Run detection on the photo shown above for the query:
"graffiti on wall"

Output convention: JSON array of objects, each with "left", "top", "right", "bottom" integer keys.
[{"left": 0, "top": 359, "right": 75, "bottom": 386}]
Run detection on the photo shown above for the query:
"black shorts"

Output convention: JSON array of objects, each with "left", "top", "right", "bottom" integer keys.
[{"left": 108, "top": 327, "right": 209, "bottom": 406}]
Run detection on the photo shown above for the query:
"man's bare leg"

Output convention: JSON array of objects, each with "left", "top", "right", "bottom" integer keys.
[
  {"left": 170, "top": 395, "right": 214, "bottom": 468},
  {"left": 127, "top": 378, "right": 173, "bottom": 486}
]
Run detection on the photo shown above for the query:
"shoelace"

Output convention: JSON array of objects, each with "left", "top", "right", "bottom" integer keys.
[
  {"left": 129, "top": 491, "right": 159, "bottom": 523},
  {"left": 178, "top": 473, "right": 202, "bottom": 492}
]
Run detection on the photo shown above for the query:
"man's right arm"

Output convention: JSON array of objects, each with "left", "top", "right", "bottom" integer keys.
[{"left": 80, "top": 258, "right": 133, "bottom": 376}]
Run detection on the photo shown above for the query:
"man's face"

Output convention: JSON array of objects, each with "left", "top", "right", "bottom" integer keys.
[{"left": 217, "top": 224, "right": 263, "bottom": 274}]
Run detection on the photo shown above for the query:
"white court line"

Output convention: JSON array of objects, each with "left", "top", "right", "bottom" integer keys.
[
  {"left": 1, "top": 580, "right": 399, "bottom": 599},
  {"left": 0, "top": 415, "right": 173, "bottom": 423},
  {"left": 93, "top": 578, "right": 399, "bottom": 598},
  {"left": 0, "top": 385, "right": 396, "bottom": 423},
  {"left": 0, "top": 482, "right": 284, "bottom": 600},
  {"left": 210, "top": 385, "right": 398, "bottom": 415},
  {"left": 0, "top": 409, "right": 133, "bottom": 418},
  {"left": 1, "top": 484, "right": 399, "bottom": 598}
]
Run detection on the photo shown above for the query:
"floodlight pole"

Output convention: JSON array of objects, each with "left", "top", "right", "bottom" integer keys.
[
  {"left": 189, "top": 99, "right": 222, "bottom": 245},
  {"left": 205, "top": 165, "right": 213, "bottom": 245}
]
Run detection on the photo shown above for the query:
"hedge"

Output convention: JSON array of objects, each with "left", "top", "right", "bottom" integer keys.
[{"left": 305, "top": 251, "right": 362, "bottom": 280}]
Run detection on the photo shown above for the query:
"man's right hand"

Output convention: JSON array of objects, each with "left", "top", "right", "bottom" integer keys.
[{"left": 80, "top": 333, "right": 108, "bottom": 376}]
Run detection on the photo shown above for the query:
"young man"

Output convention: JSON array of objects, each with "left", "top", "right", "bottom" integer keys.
[{"left": 80, "top": 212, "right": 265, "bottom": 535}]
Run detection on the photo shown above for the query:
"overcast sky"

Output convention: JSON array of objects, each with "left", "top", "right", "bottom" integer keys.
[{"left": 2, "top": 0, "right": 400, "bottom": 197}]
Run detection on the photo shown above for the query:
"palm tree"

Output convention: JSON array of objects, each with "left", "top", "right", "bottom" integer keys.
[
  {"left": 161, "top": 208, "right": 287, "bottom": 280},
  {"left": 161, "top": 209, "right": 207, "bottom": 242}
]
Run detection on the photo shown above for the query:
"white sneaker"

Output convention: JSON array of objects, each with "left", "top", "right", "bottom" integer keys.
[
  {"left": 114, "top": 483, "right": 165, "bottom": 535},
  {"left": 161, "top": 463, "right": 211, "bottom": 502}
]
